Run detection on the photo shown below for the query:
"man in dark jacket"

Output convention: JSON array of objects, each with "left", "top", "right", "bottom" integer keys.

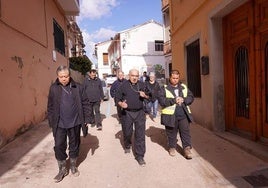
[
  {"left": 139, "top": 71, "right": 149, "bottom": 82},
  {"left": 110, "top": 71, "right": 126, "bottom": 124},
  {"left": 115, "top": 69, "right": 149, "bottom": 166},
  {"left": 47, "top": 65, "right": 90, "bottom": 183},
  {"left": 158, "top": 70, "right": 194, "bottom": 159},
  {"left": 145, "top": 72, "right": 160, "bottom": 118},
  {"left": 83, "top": 69, "right": 104, "bottom": 130}
]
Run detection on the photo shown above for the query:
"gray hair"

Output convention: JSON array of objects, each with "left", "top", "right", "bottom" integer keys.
[
  {"left": 149, "top": 72, "right": 155, "bottom": 77},
  {"left": 56, "top": 65, "right": 70, "bottom": 75},
  {"left": 129, "top": 68, "right": 139, "bottom": 75}
]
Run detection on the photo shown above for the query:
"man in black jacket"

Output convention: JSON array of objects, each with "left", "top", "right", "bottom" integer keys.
[
  {"left": 115, "top": 69, "right": 149, "bottom": 166},
  {"left": 83, "top": 69, "right": 104, "bottom": 130},
  {"left": 145, "top": 72, "right": 160, "bottom": 118},
  {"left": 47, "top": 65, "right": 90, "bottom": 182},
  {"left": 158, "top": 70, "right": 194, "bottom": 159},
  {"left": 110, "top": 71, "right": 126, "bottom": 124}
]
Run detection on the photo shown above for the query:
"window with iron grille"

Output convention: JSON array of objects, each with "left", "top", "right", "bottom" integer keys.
[
  {"left": 235, "top": 46, "right": 250, "bottom": 118},
  {"left": 155, "top": 40, "right": 164, "bottom": 51},
  {"left": 186, "top": 39, "right": 201, "bottom": 97},
  {"left": 53, "top": 19, "right": 65, "bottom": 56},
  {"left": 103, "top": 53, "right": 108, "bottom": 65}
]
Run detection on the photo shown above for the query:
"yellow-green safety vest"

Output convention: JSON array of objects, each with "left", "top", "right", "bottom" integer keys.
[{"left": 161, "top": 84, "right": 191, "bottom": 115}]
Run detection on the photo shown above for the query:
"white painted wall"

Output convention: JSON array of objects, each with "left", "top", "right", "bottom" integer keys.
[
  {"left": 120, "top": 21, "right": 165, "bottom": 76},
  {"left": 95, "top": 40, "right": 112, "bottom": 79}
]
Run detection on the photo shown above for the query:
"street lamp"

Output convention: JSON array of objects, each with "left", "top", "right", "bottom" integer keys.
[{"left": 122, "top": 39, "right": 126, "bottom": 49}]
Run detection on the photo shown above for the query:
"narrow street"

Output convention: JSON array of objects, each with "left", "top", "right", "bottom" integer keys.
[{"left": 0, "top": 97, "right": 268, "bottom": 188}]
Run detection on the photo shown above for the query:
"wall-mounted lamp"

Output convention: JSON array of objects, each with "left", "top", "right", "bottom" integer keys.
[
  {"left": 122, "top": 39, "right": 126, "bottom": 49},
  {"left": 201, "top": 56, "right": 209, "bottom": 75}
]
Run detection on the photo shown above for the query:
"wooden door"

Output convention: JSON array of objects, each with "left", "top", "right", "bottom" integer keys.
[
  {"left": 260, "top": 33, "right": 268, "bottom": 137},
  {"left": 257, "top": 0, "right": 268, "bottom": 138},
  {"left": 223, "top": 1, "right": 256, "bottom": 135}
]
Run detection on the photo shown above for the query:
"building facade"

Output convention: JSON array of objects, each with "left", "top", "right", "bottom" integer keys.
[
  {"left": 166, "top": 0, "right": 268, "bottom": 142},
  {"left": 108, "top": 20, "right": 166, "bottom": 78},
  {"left": 0, "top": 0, "right": 81, "bottom": 148},
  {"left": 94, "top": 40, "right": 112, "bottom": 79},
  {"left": 162, "top": 0, "right": 172, "bottom": 78}
]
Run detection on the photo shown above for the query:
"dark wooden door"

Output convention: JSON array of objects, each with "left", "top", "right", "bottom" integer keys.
[
  {"left": 260, "top": 33, "right": 268, "bottom": 138},
  {"left": 223, "top": 1, "right": 256, "bottom": 136},
  {"left": 257, "top": 0, "right": 268, "bottom": 138}
]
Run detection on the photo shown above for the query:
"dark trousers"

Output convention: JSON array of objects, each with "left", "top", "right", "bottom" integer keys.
[
  {"left": 165, "top": 118, "right": 191, "bottom": 149},
  {"left": 89, "top": 101, "right": 102, "bottom": 127},
  {"left": 122, "top": 110, "right": 146, "bottom": 159},
  {"left": 54, "top": 125, "right": 81, "bottom": 161}
]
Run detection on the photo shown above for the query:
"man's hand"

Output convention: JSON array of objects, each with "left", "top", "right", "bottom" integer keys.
[
  {"left": 139, "top": 91, "right": 148, "bottom": 99},
  {"left": 176, "top": 97, "right": 184, "bottom": 106},
  {"left": 119, "top": 100, "right": 128, "bottom": 109}
]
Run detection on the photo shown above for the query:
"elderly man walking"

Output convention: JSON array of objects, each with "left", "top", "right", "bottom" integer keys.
[
  {"left": 47, "top": 65, "right": 90, "bottom": 182},
  {"left": 115, "top": 69, "right": 149, "bottom": 166}
]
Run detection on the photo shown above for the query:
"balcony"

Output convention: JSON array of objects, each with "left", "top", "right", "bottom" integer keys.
[
  {"left": 163, "top": 40, "right": 172, "bottom": 55},
  {"left": 56, "top": 0, "right": 80, "bottom": 16},
  {"left": 162, "top": 0, "right": 169, "bottom": 10}
]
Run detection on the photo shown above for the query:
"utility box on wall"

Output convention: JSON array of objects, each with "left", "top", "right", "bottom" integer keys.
[{"left": 201, "top": 56, "right": 209, "bottom": 75}]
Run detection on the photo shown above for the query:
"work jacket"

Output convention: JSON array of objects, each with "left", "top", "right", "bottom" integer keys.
[{"left": 158, "top": 83, "right": 194, "bottom": 127}]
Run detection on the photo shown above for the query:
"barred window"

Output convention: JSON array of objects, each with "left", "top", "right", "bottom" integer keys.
[
  {"left": 155, "top": 40, "right": 164, "bottom": 51},
  {"left": 235, "top": 46, "right": 249, "bottom": 118},
  {"left": 186, "top": 39, "right": 201, "bottom": 97},
  {"left": 53, "top": 19, "right": 65, "bottom": 56},
  {"left": 103, "top": 53, "right": 108, "bottom": 65}
]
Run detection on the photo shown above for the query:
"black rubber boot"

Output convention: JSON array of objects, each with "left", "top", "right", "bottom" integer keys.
[
  {"left": 54, "top": 160, "right": 68, "bottom": 183},
  {"left": 70, "top": 158, "right": 80, "bottom": 177}
]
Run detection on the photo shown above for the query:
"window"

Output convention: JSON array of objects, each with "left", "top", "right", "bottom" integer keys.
[
  {"left": 235, "top": 46, "right": 249, "bottom": 118},
  {"left": 155, "top": 40, "right": 164, "bottom": 51},
  {"left": 186, "top": 39, "right": 201, "bottom": 97},
  {"left": 103, "top": 53, "right": 108, "bottom": 65},
  {"left": 53, "top": 19, "right": 65, "bottom": 56}
]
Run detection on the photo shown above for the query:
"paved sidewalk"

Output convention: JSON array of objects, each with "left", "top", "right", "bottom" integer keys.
[{"left": 0, "top": 100, "right": 268, "bottom": 188}]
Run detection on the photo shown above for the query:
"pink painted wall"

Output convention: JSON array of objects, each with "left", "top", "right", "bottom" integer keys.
[{"left": 0, "top": 0, "right": 70, "bottom": 147}]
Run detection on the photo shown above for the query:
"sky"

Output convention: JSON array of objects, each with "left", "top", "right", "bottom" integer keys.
[{"left": 77, "top": 0, "right": 163, "bottom": 63}]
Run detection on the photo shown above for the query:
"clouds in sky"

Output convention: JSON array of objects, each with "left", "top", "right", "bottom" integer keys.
[
  {"left": 81, "top": 27, "right": 116, "bottom": 62},
  {"left": 79, "top": 0, "right": 118, "bottom": 20},
  {"left": 78, "top": 0, "right": 119, "bottom": 62}
]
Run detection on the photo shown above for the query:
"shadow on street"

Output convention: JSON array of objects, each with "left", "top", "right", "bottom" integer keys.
[
  {"left": 78, "top": 134, "right": 99, "bottom": 167},
  {"left": 115, "top": 130, "right": 124, "bottom": 150},
  {"left": 145, "top": 126, "right": 168, "bottom": 151},
  {"left": 0, "top": 120, "right": 51, "bottom": 177}
]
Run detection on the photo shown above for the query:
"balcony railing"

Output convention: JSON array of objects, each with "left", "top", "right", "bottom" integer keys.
[
  {"left": 162, "top": 0, "right": 169, "bottom": 10},
  {"left": 163, "top": 40, "right": 172, "bottom": 55}
]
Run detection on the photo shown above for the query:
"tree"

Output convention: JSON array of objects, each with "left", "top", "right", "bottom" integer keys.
[
  {"left": 153, "top": 64, "right": 165, "bottom": 78},
  {"left": 69, "top": 55, "right": 92, "bottom": 75}
]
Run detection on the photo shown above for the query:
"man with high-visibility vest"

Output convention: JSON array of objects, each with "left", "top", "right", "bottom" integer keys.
[{"left": 158, "top": 70, "right": 194, "bottom": 159}]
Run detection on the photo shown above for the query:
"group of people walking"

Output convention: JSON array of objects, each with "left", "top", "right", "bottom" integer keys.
[{"left": 47, "top": 65, "right": 194, "bottom": 183}]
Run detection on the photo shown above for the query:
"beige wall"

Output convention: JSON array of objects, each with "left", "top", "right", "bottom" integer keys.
[
  {"left": 170, "top": 0, "right": 247, "bottom": 131},
  {"left": 0, "top": 0, "right": 70, "bottom": 147}
]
